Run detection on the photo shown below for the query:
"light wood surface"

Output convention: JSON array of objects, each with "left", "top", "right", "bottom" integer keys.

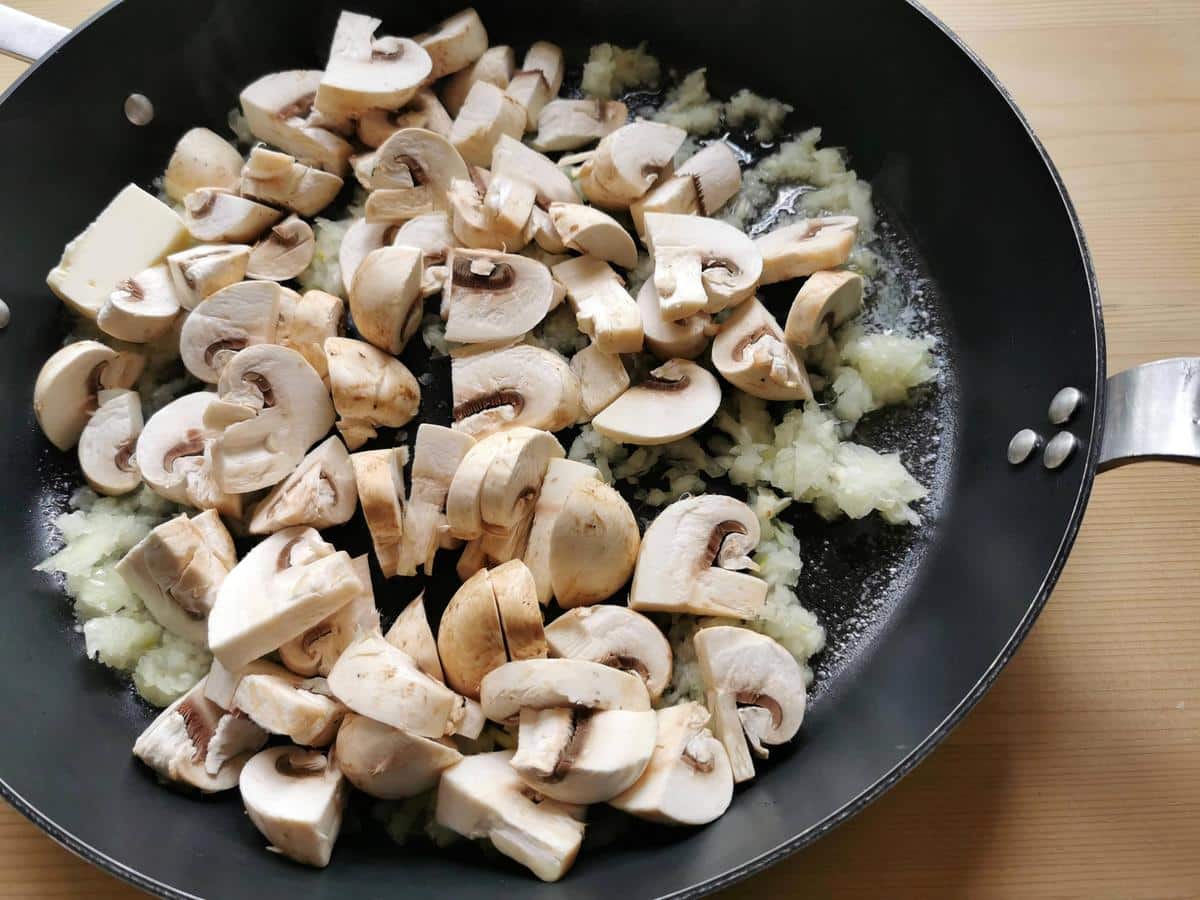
[{"left": 3, "top": 1, "right": 1199, "bottom": 897}]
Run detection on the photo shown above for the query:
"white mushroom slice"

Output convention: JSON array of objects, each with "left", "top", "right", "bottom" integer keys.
[
  {"left": 712, "top": 297, "right": 813, "bottom": 400},
  {"left": 545, "top": 606, "right": 672, "bottom": 702},
  {"left": 705, "top": 688, "right": 755, "bottom": 783},
  {"left": 450, "top": 81, "right": 526, "bottom": 168},
  {"left": 166, "top": 245, "right": 250, "bottom": 311},
  {"left": 443, "top": 45, "right": 515, "bottom": 117},
  {"left": 239, "top": 746, "right": 347, "bottom": 868},
  {"left": 393, "top": 211, "right": 456, "bottom": 263},
  {"left": 78, "top": 389, "right": 143, "bottom": 496},
  {"left": 349, "top": 245, "right": 424, "bottom": 355},
  {"left": 490, "top": 135, "right": 575, "bottom": 208},
  {"left": 522, "top": 459, "right": 600, "bottom": 605},
  {"left": 636, "top": 277, "right": 713, "bottom": 360},
  {"left": 436, "top": 751, "right": 585, "bottom": 883},
  {"left": 396, "top": 424, "right": 476, "bottom": 576},
  {"left": 548, "top": 479, "right": 640, "bottom": 608},
  {"left": 479, "top": 428, "right": 565, "bottom": 531},
  {"left": 531, "top": 209, "right": 565, "bottom": 252},
  {"left": 465, "top": 503, "right": 536, "bottom": 578},
  {"left": 179, "top": 281, "right": 282, "bottom": 383},
  {"left": 490, "top": 559, "right": 548, "bottom": 662},
  {"left": 247, "top": 216, "right": 316, "bottom": 282},
  {"left": 505, "top": 41, "right": 564, "bottom": 131},
  {"left": 609, "top": 702, "right": 733, "bottom": 825},
  {"left": 783, "top": 269, "right": 865, "bottom": 347},
  {"left": 643, "top": 212, "right": 763, "bottom": 319},
  {"left": 444, "top": 429, "right": 505, "bottom": 540},
  {"left": 481, "top": 659, "right": 651, "bottom": 724},
  {"left": 249, "top": 436, "right": 357, "bottom": 534},
  {"left": 630, "top": 141, "right": 743, "bottom": 234},
  {"left": 278, "top": 554, "right": 378, "bottom": 677},
  {"left": 451, "top": 344, "right": 581, "bottom": 438},
  {"left": 208, "top": 527, "right": 361, "bottom": 670},
  {"left": 277, "top": 289, "right": 344, "bottom": 379},
  {"left": 384, "top": 593, "right": 444, "bottom": 683},
  {"left": 447, "top": 175, "right": 535, "bottom": 251},
  {"left": 316, "top": 11, "right": 432, "bottom": 120},
  {"left": 133, "top": 678, "right": 266, "bottom": 793},
  {"left": 233, "top": 672, "right": 346, "bottom": 746},
  {"left": 239, "top": 70, "right": 354, "bottom": 175},
  {"left": 338, "top": 218, "right": 397, "bottom": 295},
  {"left": 182, "top": 189, "right": 283, "bottom": 244},
  {"left": 116, "top": 509, "right": 234, "bottom": 644},
  {"left": 416, "top": 8, "right": 488, "bottom": 80},
  {"left": 592, "top": 359, "right": 720, "bottom": 445},
  {"left": 357, "top": 90, "right": 453, "bottom": 146},
  {"left": 362, "top": 128, "right": 470, "bottom": 216},
  {"left": 335, "top": 713, "right": 462, "bottom": 799},
  {"left": 324, "top": 337, "right": 420, "bottom": 449},
  {"left": 134, "top": 392, "right": 236, "bottom": 512},
  {"left": 552, "top": 256, "right": 643, "bottom": 354},
  {"left": 547, "top": 203, "right": 637, "bottom": 270},
  {"left": 34, "top": 341, "right": 143, "bottom": 451},
  {"left": 241, "top": 147, "right": 344, "bottom": 218},
  {"left": 364, "top": 188, "right": 435, "bottom": 223},
  {"left": 162, "top": 127, "right": 244, "bottom": 202},
  {"left": 629, "top": 495, "right": 767, "bottom": 619},
  {"left": 579, "top": 122, "right": 686, "bottom": 209},
  {"left": 327, "top": 634, "right": 458, "bottom": 737},
  {"left": 97, "top": 264, "right": 181, "bottom": 343},
  {"left": 755, "top": 216, "right": 858, "bottom": 284},
  {"left": 350, "top": 447, "right": 406, "bottom": 578},
  {"left": 443, "top": 248, "right": 555, "bottom": 344},
  {"left": 437, "top": 568, "right": 506, "bottom": 699},
  {"left": 532, "top": 99, "right": 628, "bottom": 153},
  {"left": 569, "top": 343, "right": 629, "bottom": 419}
]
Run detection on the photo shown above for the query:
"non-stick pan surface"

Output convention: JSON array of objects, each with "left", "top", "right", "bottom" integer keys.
[{"left": 0, "top": 1, "right": 1102, "bottom": 897}]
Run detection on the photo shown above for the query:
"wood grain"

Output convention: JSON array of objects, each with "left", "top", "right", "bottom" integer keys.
[{"left": 2, "top": 0, "right": 1198, "bottom": 897}]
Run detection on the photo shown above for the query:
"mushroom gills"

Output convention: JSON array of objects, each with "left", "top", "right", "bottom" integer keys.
[
  {"left": 34, "top": 341, "right": 144, "bottom": 451},
  {"left": 443, "top": 248, "right": 556, "bottom": 344},
  {"left": 629, "top": 141, "right": 743, "bottom": 235},
  {"left": 316, "top": 11, "right": 433, "bottom": 121},
  {"left": 278, "top": 554, "right": 379, "bottom": 678},
  {"left": 98, "top": 264, "right": 181, "bottom": 343},
  {"left": 451, "top": 343, "right": 582, "bottom": 439}
]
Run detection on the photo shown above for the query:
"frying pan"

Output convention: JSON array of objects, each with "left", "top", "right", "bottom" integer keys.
[{"left": 0, "top": 1, "right": 1196, "bottom": 897}]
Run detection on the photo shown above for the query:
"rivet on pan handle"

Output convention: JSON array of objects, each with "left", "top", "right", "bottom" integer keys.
[
  {"left": 0, "top": 5, "right": 69, "bottom": 65},
  {"left": 1098, "top": 357, "right": 1200, "bottom": 471}
]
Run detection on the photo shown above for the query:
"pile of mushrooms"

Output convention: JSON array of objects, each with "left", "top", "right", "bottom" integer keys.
[{"left": 32, "top": 5, "right": 867, "bottom": 883}]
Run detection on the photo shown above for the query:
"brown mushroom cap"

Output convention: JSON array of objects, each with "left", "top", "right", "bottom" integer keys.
[{"left": 436, "top": 567, "right": 507, "bottom": 699}]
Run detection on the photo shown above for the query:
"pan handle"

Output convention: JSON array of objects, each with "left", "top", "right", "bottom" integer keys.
[
  {"left": 0, "top": 5, "right": 68, "bottom": 64},
  {"left": 1098, "top": 357, "right": 1200, "bottom": 471}
]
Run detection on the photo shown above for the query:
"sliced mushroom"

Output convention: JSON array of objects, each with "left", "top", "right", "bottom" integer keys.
[
  {"left": 350, "top": 447, "right": 406, "bottom": 578},
  {"left": 447, "top": 175, "right": 535, "bottom": 251},
  {"left": 531, "top": 99, "right": 628, "bottom": 153},
  {"left": 449, "top": 81, "right": 526, "bottom": 168},
  {"left": 393, "top": 212, "right": 456, "bottom": 296},
  {"left": 247, "top": 215, "right": 316, "bottom": 282},
  {"left": 179, "top": 281, "right": 281, "bottom": 383},
  {"left": 335, "top": 713, "right": 462, "bottom": 799},
  {"left": 34, "top": 341, "right": 144, "bottom": 451},
  {"left": 437, "top": 568, "right": 506, "bottom": 699},
  {"left": 643, "top": 212, "right": 763, "bottom": 320},
  {"left": 278, "top": 554, "right": 379, "bottom": 677},
  {"left": 630, "top": 141, "right": 743, "bottom": 234},
  {"left": 396, "top": 424, "right": 477, "bottom": 576},
  {"left": 248, "top": 436, "right": 357, "bottom": 534},
  {"left": 628, "top": 495, "right": 767, "bottom": 619},
  {"left": 134, "top": 392, "right": 237, "bottom": 514},
  {"left": 133, "top": 677, "right": 266, "bottom": 793},
  {"left": 417, "top": 8, "right": 488, "bottom": 80},
  {"left": 78, "top": 389, "right": 143, "bottom": 496},
  {"left": 545, "top": 606, "right": 672, "bottom": 703},
  {"left": 239, "top": 746, "right": 347, "bottom": 868},
  {"left": 436, "top": 750, "right": 585, "bottom": 883},
  {"left": 478, "top": 427, "right": 564, "bottom": 533},
  {"left": 490, "top": 559, "right": 547, "bottom": 662},
  {"left": 609, "top": 702, "right": 733, "bottom": 825},
  {"left": 443, "top": 44, "right": 515, "bottom": 117},
  {"left": 348, "top": 245, "right": 424, "bottom": 354},
  {"left": 569, "top": 342, "right": 629, "bottom": 419},
  {"left": 548, "top": 479, "right": 640, "bottom": 608},
  {"left": 338, "top": 218, "right": 397, "bottom": 295},
  {"left": 277, "top": 289, "right": 344, "bottom": 379},
  {"left": 204, "top": 658, "right": 279, "bottom": 710},
  {"left": 505, "top": 41, "right": 564, "bottom": 131},
  {"left": 182, "top": 189, "right": 283, "bottom": 243},
  {"left": 97, "top": 264, "right": 181, "bottom": 343},
  {"left": 592, "top": 359, "right": 720, "bottom": 445},
  {"left": 579, "top": 122, "right": 686, "bottom": 209},
  {"left": 362, "top": 128, "right": 470, "bottom": 220},
  {"left": 547, "top": 203, "right": 637, "bottom": 269},
  {"left": 240, "top": 147, "right": 344, "bottom": 218},
  {"left": 239, "top": 70, "right": 354, "bottom": 175},
  {"left": 755, "top": 216, "right": 858, "bottom": 284},
  {"left": 316, "top": 11, "right": 432, "bottom": 121},
  {"left": 712, "top": 297, "right": 812, "bottom": 400},
  {"left": 162, "top": 127, "right": 244, "bottom": 202},
  {"left": 166, "top": 245, "right": 251, "bottom": 311},
  {"left": 324, "top": 337, "right": 420, "bottom": 449},
  {"left": 384, "top": 593, "right": 444, "bottom": 683},
  {"left": 552, "top": 255, "right": 643, "bottom": 354},
  {"left": 636, "top": 277, "right": 714, "bottom": 360},
  {"left": 358, "top": 90, "right": 453, "bottom": 146},
  {"left": 522, "top": 459, "right": 600, "bottom": 605},
  {"left": 451, "top": 343, "right": 582, "bottom": 438},
  {"left": 481, "top": 658, "right": 651, "bottom": 723},
  {"left": 232, "top": 670, "right": 346, "bottom": 747},
  {"left": 116, "top": 509, "right": 235, "bottom": 645},
  {"left": 704, "top": 687, "right": 755, "bottom": 784},
  {"left": 783, "top": 269, "right": 865, "bottom": 347},
  {"left": 443, "top": 248, "right": 555, "bottom": 344}
]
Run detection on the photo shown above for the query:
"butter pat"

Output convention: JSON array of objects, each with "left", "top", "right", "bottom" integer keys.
[{"left": 47, "top": 184, "right": 190, "bottom": 319}]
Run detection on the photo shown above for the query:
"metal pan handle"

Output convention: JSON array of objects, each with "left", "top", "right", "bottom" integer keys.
[
  {"left": 1098, "top": 357, "right": 1200, "bottom": 471},
  {"left": 0, "top": 5, "right": 68, "bottom": 64}
]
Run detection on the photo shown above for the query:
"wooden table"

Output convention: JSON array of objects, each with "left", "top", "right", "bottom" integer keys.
[{"left": 3, "top": 0, "right": 1198, "bottom": 896}]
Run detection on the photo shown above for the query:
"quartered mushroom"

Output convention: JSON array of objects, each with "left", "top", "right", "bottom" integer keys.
[
  {"left": 240, "top": 147, "right": 344, "bottom": 217},
  {"left": 384, "top": 593, "right": 445, "bottom": 683},
  {"left": 182, "top": 189, "right": 283, "bottom": 243},
  {"left": 116, "top": 509, "right": 236, "bottom": 645},
  {"left": 548, "top": 479, "right": 640, "bottom": 608},
  {"left": 324, "top": 337, "right": 421, "bottom": 449},
  {"left": 134, "top": 392, "right": 238, "bottom": 514},
  {"left": 231, "top": 667, "right": 347, "bottom": 747},
  {"left": 609, "top": 702, "right": 733, "bottom": 825},
  {"left": 338, "top": 219, "right": 398, "bottom": 295},
  {"left": 505, "top": 41, "right": 565, "bottom": 131},
  {"left": 591, "top": 358, "right": 721, "bottom": 445},
  {"left": 480, "top": 658, "right": 651, "bottom": 723},
  {"left": 278, "top": 554, "right": 379, "bottom": 677},
  {"left": 637, "top": 277, "right": 714, "bottom": 360},
  {"left": 162, "top": 127, "right": 244, "bottom": 202},
  {"left": 316, "top": 11, "right": 432, "bottom": 121},
  {"left": 545, "top": 605, "right": 672, "bottom": 703},
  {"left": 754, "top": 215, "right": 858, "bottom": 284},
  {"left": 357, "top": 90, "right": 453, "bottom": 145},
  {"left": 249, "top": 436, "right": 358, "bottom": 534},
  {"left": 78, "top": 389, "right": 143, "bottom": 496},
  {"left": 393, "top": 212, "right": 456, "bottom": 296},
  {"left": 579, "top": 122, "right": 686, "bottom": 209},
  {"left": 239, "top": 746, "right": 348, "bottom": 868},
  {"left": 531, "top": 98, "right": 628, "bottom": 153},
  {"left": 444, "top": 44, "right": 515, "bottom": 116},
  {"left": 436, "top": 751, "right": 585, "bottom": 883},
  {"left": 415, "top": 8, "right": 489, "bottom": 80},
  {"left": 437, "top": 567, "right": 507, "bottom": 699},
  {"left": 443, "top": 248, "right": 555, "bottom": 344},
  {"left": 166, "top": 244, "right": 250, "bottom": 311},
  {"left": 447, "top": 174, "right": 535, "bottom": 250},
  {"left": 643, "top": 212, "right": 763, "bottom": 320},
  {"left": 335, "top": 713, "right": 462, "bottom": 799},
  {"left": 277, "top": 289, "right": 344, "bottom": 379},
  {"left": 783, "top": 269, "right": 865, "bottom": 347},
  {"left": 630, "top": 141, "right": 743, "bottom": 234},
  {"left": 239, "top": 70, "right": 354, "bottom": 175},
  {"left": 33, "top": 340, "right": 143, "bottom": 451},
  {"left": 247, "top": 215, "right": 316, "bottom": 282},
  {"left": 361, "top": 127, "right": 470, "bottom": 221},
  {"left": 552, "top": 255, "right": 643, "bottom": 354},
  {"left": 548, "top": 203, "right": 638, "bottom": 269},
  {"left": 350, "top": 447, "right": 406, "bottom": 578},
  {"left": 449, "top": 81, "right": 526, "bottom": 167},
  {"left": 349, "top": 245, "right": 424, "bottom": 354},
  {"left": 451, "top": 343, "right": 582, "bottom": 438},
  {"left": 489, "top": 559, "right": 548, "bottom": 662},
  {"left": 522, "top": 459, "right": 600, "bottom": 605},
  {"left": 179, "top": 280, "right": 282, "bottom": 383},
  {"left": 395, "top": 424, "right": 476, "bottom": 576},
  {"left": 570, "top": 342, "right": 630, "bottom": 418},
  {"left": 133, "top": 677, "right": 267, "bottom": 793},
  {"left": 628, "top": 494, "right": 767, "bottom": 619},
  {"left": 97, "top": 264, "right": 181, "bottom": 343},
  {"left": 712, "top": 296, "right": 813, "bottom": 400}
]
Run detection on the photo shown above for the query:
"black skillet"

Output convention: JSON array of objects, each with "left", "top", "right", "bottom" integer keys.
[{"left": 0, "top": 1, "right": 1196, "bottom": 897}]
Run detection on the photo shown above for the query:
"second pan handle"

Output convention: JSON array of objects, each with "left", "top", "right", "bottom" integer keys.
[{"left": 0, "top": 5, "right": 68, "bottom": 65}]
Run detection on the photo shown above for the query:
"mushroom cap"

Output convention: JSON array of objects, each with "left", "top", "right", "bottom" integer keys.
[
  {"left": 163, "top": 127, "right": 244, "bottom": 202},
  {"left": 182, "top": 189, "right": 283, "bottom": 244},
  {"left": 522, "top": 458, "right": 601, "bottom": 605},
  {"left": 240, "top": 147, "right": 344, "bottom": 218},
  {"left": 232, "top": 672, "right": 346, "bottom": 747},
  {"left": 278, "top": 554, "right": 379, "bottom": 677},
  {"left": 134, "top": 391, "right": 220, "bottom": 505},
  {"left": 712, "top": 296, "right": 813, "bottom": 401},
  {"left": 643, "top": 212, "right": 763, "bottom": 318},
  {"left": 630, "top": 141, "right": 743, "bottom": 234},
  {"left": 248, "top": 435, "right": 358, "bottom": 534},
  {"left": 531, "top": 98, "right": 628, "bottom": 153},
  {"left": 591, "top": 358, "right": 721, "bottom": 446},
  {"left": 544, "top": 605, "right": 673, "bottom": 702},
  {"left": 166, "top": 244, "right": 251, "bottom": 311},
  {"left": 783, "top": 269, "right": 865, "bottom": 347},
  {"left": 349, "top": 245, "right": 424, "bottom": 355},
  {"left": 491, "top": 134, "right": 576, "bottom": 205},
  {"left": 350, "top": 447, "right": 406, "bottom": 578},
  {"left": 579, "top": 122, "right": 686, "bottom": 208},
  {"left": 548, "top": 203, "right": 638, "bottom": 269},
  {"left": 549, "top": 479, "right": 640, "bottom": 608},
  {"left": 437, "top": 567, "right": 507, "bottom": 699},
  {"left": 316, "top": 12, "right": 432, "bottom": 119},
  {"left": 443, "top": 44, "right": 516, "bottom": 117},
  {"left": 97, "top": 264, "right": 182, "bottom": 343},
  {"left": 479, "top": 658, "right": 651, "bottom": 723},
  {"left": 384, "top": 592, "right": 444, "bottom": 683},
  {"left": 78, "top": 389, "right": 143, "bottom": 496},
  {"left": 755, "top": 216, "right": 858, "bottom": 284},
  {"left": 552, "top": 255, "right": 643, "bottom": 355},
  {"left": 570, "top": 343, "right": 630, "bottom": 419},
  {"left": 247, "top": 215, "right": 316, "bottom": 282},
  {"left": 324, "top": 337, "right": 421, "bottom": 448},
  {"left": 179, "top": 280, "right": 283, "bottom": 383},
  {"left": 335, "top": 713, "right": 462, "bottom": 799},
  {"left": 34, "top": 340, "right": 143, "bottom": 451},
  {"left": 636, "top": 277, "right": 713, "bottom": 360},
  {"left": 449, "top": 80, "right": 527, "bottom": 168},
  {"left": 443, "top": 248, "right": 555, "bottom": 344},
  {"left": 451, "top": 343, "right": 582, "bottom": 439},
  {"left": 277, "top": 289, "right": 344, "bottom": 379},
  {"left": 366, "top": 128, "right": 470, "bottom": 210},
  {"left": 239, "top": 70, "right": 354, "bottom": 175},
  {"left": 490, "top": 559, "right": 547, "bottom": 661},
  {"left": 415, "top": 8, "right": 489, "bottom": 80},
  {"left": 338, "top": 218, "right": 397, "bottom": 296}
]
